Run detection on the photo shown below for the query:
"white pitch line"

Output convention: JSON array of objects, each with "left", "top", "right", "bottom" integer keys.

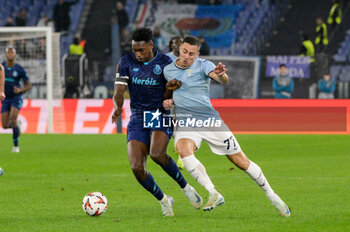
[{"left": 6, "top": 173, "right": 349, "bottom": 181}]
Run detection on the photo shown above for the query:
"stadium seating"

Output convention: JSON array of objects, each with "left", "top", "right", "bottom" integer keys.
[
  {"left": 235, "top": 0, "right": 288, "bottom": 56},
  {"left": 0, "top": 0, "right": 86, "bottom": 57},
  {"left": 103, "top": 0, "right": 138, "bottom": 82},
  {"left": 331, "top": 29, "right": 350, "bottom": 82},
  {"left": 334, "top": 29, "right": 350, "bottom": 62},
  {"left": 60, "top": 0, "right": 86, "bottom": 55},
  {"left": 209, "top": 0, "right": 287, "bottom": 56}
]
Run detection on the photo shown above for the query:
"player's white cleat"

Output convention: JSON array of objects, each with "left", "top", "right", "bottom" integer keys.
[
  {"left": 182, "top": 184, "right": 202, "bottom": 209},
  {"left": 270, "top": 194, "right": 291, "bottom": 217},
  {"left": 203, "top": 192, "right": 225, "bottom": 211},
  {"left": 159, "top": 195, "right": 174, "bottom": 216},
  {"left": 11, "top": 146, "right": 20, "bottom": 153}
]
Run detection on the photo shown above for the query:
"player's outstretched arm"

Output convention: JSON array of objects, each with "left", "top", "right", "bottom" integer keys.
[
  {"left": 0, "top": 64, "right": 5, "bottom": 100},
  {"left": 112, "top": 84, "right": 127, "bottom": 123},
  {"left": 209, "top": 62, "right": 229, "bottom": 85}
]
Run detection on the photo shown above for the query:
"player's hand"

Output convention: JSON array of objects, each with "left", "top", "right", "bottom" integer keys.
[
  {"left": 13, "top": 86, "right": 21, "bottom": 94},
  {"left": 163, "top": 99, "right": 174, "bottom": 110},
  {"left": 213, "top": 62, "right": 227, "bottom": 76},
  {"left": 166, "top": 79, "right": 182, "bottom": 91},
  {"left": 111, "top": 108, "right": 123, "bottom": 123},
  {"left": 0, "top": 91, "right": 5, "bottom": 101}
]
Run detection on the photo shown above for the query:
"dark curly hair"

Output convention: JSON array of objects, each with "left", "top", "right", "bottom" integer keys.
[{"left": 132, "top": 27, "right": 153, "bottom": 43}]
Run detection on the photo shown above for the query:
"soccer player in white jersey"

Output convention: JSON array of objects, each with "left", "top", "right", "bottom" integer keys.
[
  {"left": 163, "top": 35, "right": 291, "bottom": 217},
  {"left": 166, "top": 36, "right": 183, "bottom": 62},
  {"left": 166, "top": 36, "right": 186, "bottom": 170}
]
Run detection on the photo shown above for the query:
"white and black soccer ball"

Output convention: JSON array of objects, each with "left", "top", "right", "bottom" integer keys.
[
  {"left": 82, "top": 192, "right": 108, "bottom": 216},
  {"left": 0, "top": 167, "right": 3, "bottom": 176}
]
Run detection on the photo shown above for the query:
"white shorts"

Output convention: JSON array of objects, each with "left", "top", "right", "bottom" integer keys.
[{"left": 174, "top": 127, "right": 241, "bottom": 155}]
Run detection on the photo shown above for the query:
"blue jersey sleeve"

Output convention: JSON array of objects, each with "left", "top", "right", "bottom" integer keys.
[
  {"left": 115, "top": 56, "right": 130, "bottom": 86},
  {"left": 201, "top": 59, "right": 215, "bottom": 76},
  {"left": 21, "top": 67, "right": 29, "bottom": 82},
  {"left": 117, "top": 56, "right": 130, "bottom": 77}
]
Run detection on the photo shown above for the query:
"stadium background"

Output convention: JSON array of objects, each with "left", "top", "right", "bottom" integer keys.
[
  {"left": 0, "top": 1, "right": 349, "bottom": 232},
  {"left": 1, "top": 0, "right": 350, "bottom": 134}
]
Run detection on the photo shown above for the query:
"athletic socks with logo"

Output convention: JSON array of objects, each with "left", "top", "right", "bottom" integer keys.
[
  {"left": 182, "top": 155, "right": 217, "bottom": 194},
  {"left": 161, "top": 157, "right": 187, "bottom": 189},
  {"left": 138, "top": 173, "right": 164, "bottom": 201},
  {"left": 245, "top": 161, "right": 275, "bottom": 198},
  {"left": 13, "top": 126, "right": 20, "bottom": 147}
]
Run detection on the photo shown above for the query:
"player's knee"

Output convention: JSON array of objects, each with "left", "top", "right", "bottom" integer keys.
[
  {"left": 176, "top": 145, "right": 193, "bottom": 157},
  {"left": 149, "top": 150, "right": 168, "bottom": 165},
  {"left": 231, "top": 152, "right": 250, "bottom": 170},
  {"left": 176, "top": 139, "right": 196, "bottom": 157},
  {"left": 9, "top": 118, "right": 17, "bottom": 127},
  {"left": 1, "top": 120, "right": 9, "bottom": 129},
  {"left": 130, "top": 164, "right": 147, "bottom": 180}
]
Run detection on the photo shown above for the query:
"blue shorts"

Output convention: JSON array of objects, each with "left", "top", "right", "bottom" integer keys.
[
  {"left": 127, "top": 114, "right": 173, "bottom": 146},
  {"left": 1, "top": 96, "right": 23, "bottom": 113}
]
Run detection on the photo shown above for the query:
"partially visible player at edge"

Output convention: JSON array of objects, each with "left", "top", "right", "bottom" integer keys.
[
  {"left": 0, "top": 62, "right": 5, "bottom": 100},
  {"left": 166, "top": 35, "right": 185, "bottom": 170},
  {"left": 163, "top": 35, "right": 291, "bottom": 217},
  {"left": 166, "top": 36, "right": 182, "bottom": 62},
  {"left": 1, "top": 46, "right": 31, "bottom": 153},
  {"left": 111, "top": 28, "right": 202, "bottom": 216}
]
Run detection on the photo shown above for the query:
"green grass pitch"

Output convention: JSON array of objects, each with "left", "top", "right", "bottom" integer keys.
[{"left": 0, "top": 134, "right": 349, "bottom": 232}]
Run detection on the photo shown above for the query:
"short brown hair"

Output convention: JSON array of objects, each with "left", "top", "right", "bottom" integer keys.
[{"left": 183, "top": 35, "right": 200, "bottom": 47}]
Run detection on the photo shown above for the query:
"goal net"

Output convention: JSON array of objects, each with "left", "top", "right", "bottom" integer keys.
[
  {"left": 204, "top": 56, "right": 261, "bottom": 98},
  {"left": 0, "top": 27, "right": 61, "bottom": 133}
]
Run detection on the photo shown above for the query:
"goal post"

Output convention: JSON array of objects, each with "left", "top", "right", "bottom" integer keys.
[
  {"left": 0, "top": 27, "right": 61, "bottom": 133},
  {"left": 204, "top": 56, "right": 261, "bottom": 98}
]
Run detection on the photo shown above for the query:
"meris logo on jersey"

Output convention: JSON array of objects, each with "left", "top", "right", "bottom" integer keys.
[
  {"left": 13, "top": 70, "right": 18, "bottom": 77},
  {"left": 131, "top": 77, "right": 159, "bottom": 86}
]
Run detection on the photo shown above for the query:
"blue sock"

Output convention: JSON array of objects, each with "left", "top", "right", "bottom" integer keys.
[
  {"left": 138, "top": 173, "right": 164, "bottom": 201},
  {"left": 13, "top": 127, "right": 19, "bottom": 147},
  {"left": 162, "top": 157, "right": 187, "bottom": 189}
]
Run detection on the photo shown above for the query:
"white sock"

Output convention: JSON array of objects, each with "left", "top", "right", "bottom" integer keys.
[
  {"left": 182, "top": 155, "right": 217, "bottom": 194},
  {"left": 182, "top": 183, "right": 190, "bottom": 191},
  {"left": 159, "top": 194, "right": 167, "bottom": 203},
  {"left": 245, "top": 161, "right": 274, "bottom": 198}
]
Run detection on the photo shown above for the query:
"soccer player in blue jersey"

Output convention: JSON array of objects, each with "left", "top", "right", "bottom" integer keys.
[
  {"left": 0, "top": 63, "right": 5, "bottom": 101},
  {"left": 111, "top": 28, "right": 202, "bottom": 216},
  {"left": 163, "top": 36, "right": 291, "bottom": 217},
  {"left": 1, "top": 46, "right": 31, "bottom": 153}
]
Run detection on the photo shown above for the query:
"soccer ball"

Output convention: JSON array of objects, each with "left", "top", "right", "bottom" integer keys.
[
  {"left": 82, "top": 192, "right": 108, "bottom": 216},
  {"left": 0, "top": 167, "right": 3, "bottom": 176}
]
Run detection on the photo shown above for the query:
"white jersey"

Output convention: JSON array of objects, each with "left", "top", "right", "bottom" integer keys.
[
  {"left": 166, "top": 52, "right": 178, "bottom": 62},
  {"left": 164, "top": 58, "right": 241, "bottom": 155},
  {"left": 163, "top": 58, "right": 220, "bottom": 121}
]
